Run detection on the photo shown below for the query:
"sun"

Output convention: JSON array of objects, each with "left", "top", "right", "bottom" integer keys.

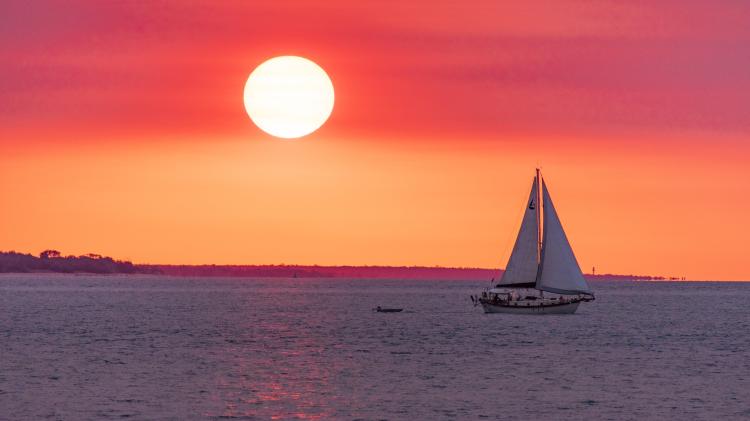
[{"left": 243, "top": 56, "right": 335, "bottom": 139}]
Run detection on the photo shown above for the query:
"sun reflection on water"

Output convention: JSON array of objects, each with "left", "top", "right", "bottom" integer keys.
[{"left": 204, "top": 286, "right": 339, "bottom": 420}]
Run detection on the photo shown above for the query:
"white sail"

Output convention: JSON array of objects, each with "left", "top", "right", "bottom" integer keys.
[
  {"left": 536, "top": 181, "right": 592, "bottom": 295},
  {"left": 497, "top": 177, "right": 539, "bottom": 286}
]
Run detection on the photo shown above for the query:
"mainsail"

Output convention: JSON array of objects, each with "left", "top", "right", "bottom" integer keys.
[
  {"left": 535, "top": 180, "right": 592, "bottom": 295},
  {"left": 497, "top": 177, "right": 540, "bottom": 287}
]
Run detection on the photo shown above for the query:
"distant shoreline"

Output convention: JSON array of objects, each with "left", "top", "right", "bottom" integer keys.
[{"left": 1, "top": 250, "right": 667, "bottom": 281}]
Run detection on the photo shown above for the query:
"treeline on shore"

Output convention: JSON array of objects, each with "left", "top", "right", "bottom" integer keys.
[
  {"left": 0, "top": 250, "right": 156, "bottom": 274},
  {"left": 0, "top": 250, "right": 666, "bottom": 280}
]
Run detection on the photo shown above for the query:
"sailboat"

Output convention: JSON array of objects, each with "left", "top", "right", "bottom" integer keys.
[{"left": 472, "top": 169, "right": 594, "bottom": 314}]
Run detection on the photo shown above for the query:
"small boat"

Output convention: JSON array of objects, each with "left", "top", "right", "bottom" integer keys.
[
  {"left": 471, "top": 169, "right": 594, "bottom": 314},
  {"left": 375, "top": 306, "right": 403, "bottom": 313}
]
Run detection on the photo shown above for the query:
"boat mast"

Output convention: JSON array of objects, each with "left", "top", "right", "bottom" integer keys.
[
  {"left": 535, "top": 168, "right": 544, "bottom": 297},
  {"left": 536, "top": 168, "right": 542, "bottom": 263}
]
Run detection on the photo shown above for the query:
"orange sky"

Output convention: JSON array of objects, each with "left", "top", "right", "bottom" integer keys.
[{"left": 2, "top": 1, "right": 749, "bottom": 280}]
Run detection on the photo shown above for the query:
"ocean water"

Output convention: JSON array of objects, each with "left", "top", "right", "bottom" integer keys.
[{"left": 1, "top": 275, "right": 748, "bottom": 420}]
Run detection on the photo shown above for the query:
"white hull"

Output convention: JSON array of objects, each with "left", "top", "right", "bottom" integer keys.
[{"left": 481, "top": 300, "right": 580, "bottom": 314}]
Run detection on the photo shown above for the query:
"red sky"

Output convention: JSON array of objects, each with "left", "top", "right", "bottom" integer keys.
[{"left": 1, "top": 1, "right": 749, "bottom": 280}]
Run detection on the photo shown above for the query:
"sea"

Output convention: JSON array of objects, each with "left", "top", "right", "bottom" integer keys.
[{"left": 1, "top": 274, "right": 748, "bottom": 420}]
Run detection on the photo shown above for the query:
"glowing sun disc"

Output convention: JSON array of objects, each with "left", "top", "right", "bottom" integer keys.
[{"left": 243, "top": 56, "right": 334, "bottom": 139}]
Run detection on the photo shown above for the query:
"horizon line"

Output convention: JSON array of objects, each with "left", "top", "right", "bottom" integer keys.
[{"left": 3, "top": 249, "right": 744, "bottom": 281}]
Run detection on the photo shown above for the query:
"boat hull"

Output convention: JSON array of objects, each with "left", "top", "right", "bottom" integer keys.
[{"left": 480, "top": 300, "right": 580, "bottom": 314}]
